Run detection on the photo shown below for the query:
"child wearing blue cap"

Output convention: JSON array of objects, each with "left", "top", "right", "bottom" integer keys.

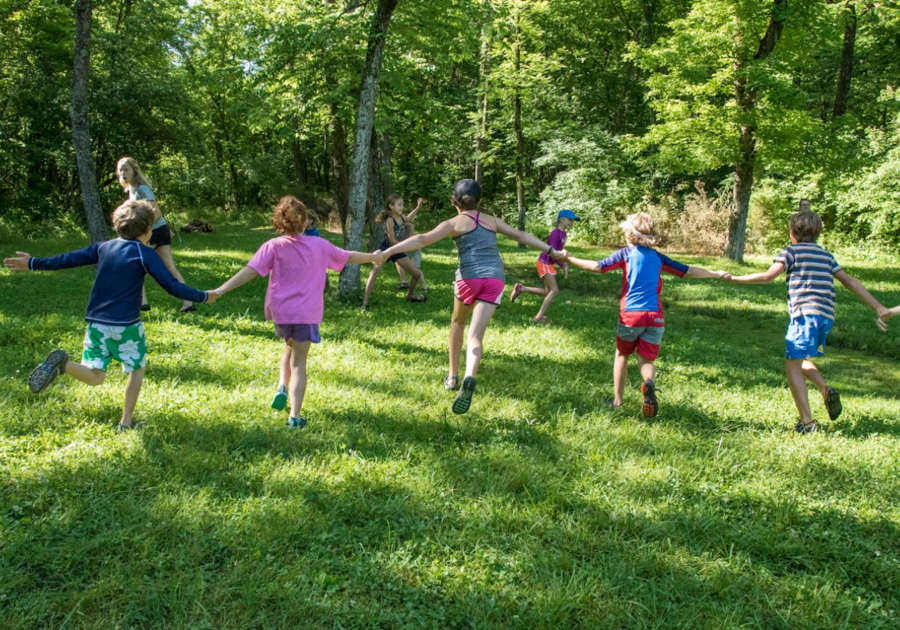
[{"left": 510, "top": 209, "right": 579, "bottom": 323}]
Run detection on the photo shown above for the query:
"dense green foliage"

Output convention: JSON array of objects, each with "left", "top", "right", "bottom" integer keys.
[
  {"left": 1, "top": 0, "right": 898, "bottom": 248},
  {"left": 2, "top": 226, "right": 900, "bottom": 627}
]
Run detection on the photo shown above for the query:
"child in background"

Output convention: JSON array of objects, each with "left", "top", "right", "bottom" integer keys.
[
  {"left": 729, "top": 210, "right": 890, "bottom": 433},
  {"left": 303, "top": 215, "right": 321, "bottom": 237},
  {"left": 211, "top": 196, "right": 382, "bottom": 429},
  {"left": 362, "top": 195, "right": 427, "bottom": 309},
  {"left": 399, "top": 198, "right": 427, "bottom": 290},
  {"left": 117, "top": 157, "right": 196, "bottom": 313},
  {"left": 557, "top": 212, "right": 728, "bottom": 418},
  {"left": 381, "top": 179, "right": 559, "bottom": 414},
  {"left": 3, "top": 200, "right": 216, "bottom": 431},
  {"left": 510, "top": 209, "right": 579, "bottom": 323}
]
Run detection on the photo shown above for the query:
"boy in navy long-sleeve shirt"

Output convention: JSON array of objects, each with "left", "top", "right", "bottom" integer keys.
[{"left": 4, "top": 200, "right": 219, "bottom": 431}]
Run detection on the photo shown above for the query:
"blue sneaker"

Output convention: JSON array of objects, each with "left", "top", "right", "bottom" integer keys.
[
  {"left": 287, "top": 416, "right": 308, "bottom": 430},
  {"left": 271, "top": 385, "right": 288, "bottom": 411}
]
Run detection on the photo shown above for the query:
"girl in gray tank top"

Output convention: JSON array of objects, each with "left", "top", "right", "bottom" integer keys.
[{"left": 378, "top": 179, "right": 563, "bottom": 416}]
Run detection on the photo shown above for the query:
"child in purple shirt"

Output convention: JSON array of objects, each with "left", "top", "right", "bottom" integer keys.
[
  {"left": 212, "top": 196, "right": 382, "bottom": 429},
  {"left": 510, "top": 209, "right": 579, "bottom": 323}
]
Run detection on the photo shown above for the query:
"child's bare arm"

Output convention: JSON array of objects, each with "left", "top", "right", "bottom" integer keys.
[
  {"left": 834, "top": 269, "right": 890, "bottom": 318},
  {"left": 405, "top": 198, "right": 424, "bottom": 221},
  {"left": 383, "top": 220, "right": 456, "bottom": 257},
  {"left": 493, "top": 218, "right": 555, "bottom": 252},
  {"left": 347, "top": 251, "right": 383, "bottom": 265},
  {"left": 729, "top": 262, "right": 784, "bottom": 284},
  {"left": 563, "top": 255, "right": 602, "bottom": 273},
  {"left": 214, "top": 266, "right": 259, "bottom": 295},
  {"left": 685, "top": 267, "right": 731, "bottom": 280}
]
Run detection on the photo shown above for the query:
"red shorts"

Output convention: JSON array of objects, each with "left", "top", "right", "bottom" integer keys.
[
  {"left": 616, "top": 312, "right": 666, "bottom": 361},
  {"left": 536, "top": 260, "right": 556, "bottom": 277},
  {"left": 455, "top": 278, "right": 505, "bottom": 306}
]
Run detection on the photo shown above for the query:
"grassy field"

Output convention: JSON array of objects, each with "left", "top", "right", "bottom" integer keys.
[{"left": 1, "top": 224, "right": 900, "bottom": 629}]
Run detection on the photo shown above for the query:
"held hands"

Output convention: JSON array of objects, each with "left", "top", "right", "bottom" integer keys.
[
  {"left": 205, "top": 290, "right": 221, "bottom": 305},
  {"left": 372, "top": 249, "right": 387, "bottom": 266},
  {"left": 3, "top": 251, "right": 32, "bottom": 271},
  {"left": 550, "top": 249, "right": 570, "bottom": 264},
  {"left": 876, "top": 306, "right": 893, "bottom": 332},
  {"left": 716, "top": 270, "right": 732, "bottom": 281}
]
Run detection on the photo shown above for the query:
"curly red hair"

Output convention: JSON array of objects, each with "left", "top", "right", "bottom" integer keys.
[{"left": 272, "top": 196, "right": 308, "bottom": 235}]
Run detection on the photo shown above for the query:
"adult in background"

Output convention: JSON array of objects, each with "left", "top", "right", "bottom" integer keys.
[{"left": 117, "top": 157, "right": 196, "bottom": 313}]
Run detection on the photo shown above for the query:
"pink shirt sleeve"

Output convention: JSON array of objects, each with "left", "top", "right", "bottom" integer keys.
[
  {"left": 326, "top": 242, "right": 351, "bottom": 271},
  {"left": 247, "top": 241, "right": 274, "bottom": 277}
]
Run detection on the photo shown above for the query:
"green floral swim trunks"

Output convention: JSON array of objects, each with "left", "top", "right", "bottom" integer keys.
[{"left": 81, "top": 323, "right": 147, "bottom": 373}]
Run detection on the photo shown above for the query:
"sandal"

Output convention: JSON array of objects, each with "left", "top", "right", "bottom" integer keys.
[
  {"left": 395, "top": 282, "right": 410, "bottom": 291},
  {"left": 794, "top": 419, "right": 818, "bottom": 434},
  {"left": 179, "top": 305, "right": 197, "bottom": 313},
  {"left": 824, "top": 388, "right": 842, "bottom": 421},
  {"left": 407, "top": 295, "right": 427, "bottom": 303},
  {"left": 29, "top": 349, "right": 69, "bottom": 393},
  {"left": 452, "top": 376, "right": 476, "bottom": 414},
  {"left": 510, "top": 283, "right": 524, "bottom": 303},
  {"left": 641, "top": 379, "right": 658, "bottom": 418},
  {"left": 444, "top": 375, "right": 459, "bottom": 391}
]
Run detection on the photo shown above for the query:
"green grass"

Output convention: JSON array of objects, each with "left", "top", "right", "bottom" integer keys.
[{"left": 2, "top": 225, "right": 900, "bottom": 629}]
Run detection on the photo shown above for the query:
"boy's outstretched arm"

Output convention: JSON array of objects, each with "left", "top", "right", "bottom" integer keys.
[
  {"left": 729, "top": 262, "right": 784, "bottom": 284},
  {"left": 214, "top": 266, "right": 259, "bottom": 295},
  {"left": 685, "top": 267, "right": 731, "bottom": 280},
  {"left": 834, "top": 269, "right": 890, "bottom": 319},
  {"left": 5, "top": 245, "right": 100, "bottom": 272}
]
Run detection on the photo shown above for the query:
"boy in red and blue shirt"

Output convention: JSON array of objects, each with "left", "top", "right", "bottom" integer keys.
[{"left": 558, "top": 213, "right": 729, "bottom": 417}]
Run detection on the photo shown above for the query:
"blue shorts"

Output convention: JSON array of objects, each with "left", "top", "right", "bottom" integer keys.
[{"left": 785, "top": 314, "right": 833, "bottom": 360}]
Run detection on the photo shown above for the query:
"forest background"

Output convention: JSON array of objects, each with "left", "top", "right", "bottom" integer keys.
[{"left": 1, "top": 0, "right": 899, "bottom": 270}]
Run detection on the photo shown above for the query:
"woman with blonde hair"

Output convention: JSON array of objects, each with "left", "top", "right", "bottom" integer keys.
[{"left": 117, "top": 157, "right": 195, "bottom": 313}]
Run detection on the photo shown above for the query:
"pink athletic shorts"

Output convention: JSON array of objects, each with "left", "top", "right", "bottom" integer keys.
[{"left": 454, "top": 278, "right": 505, "bottom": 306}]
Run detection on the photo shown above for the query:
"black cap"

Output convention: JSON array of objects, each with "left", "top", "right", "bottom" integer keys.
[{"left": 453, "top": 179, "right": 481, "bottom": 202}]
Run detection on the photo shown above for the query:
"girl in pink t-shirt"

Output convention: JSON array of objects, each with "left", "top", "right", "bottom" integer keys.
[{"left": 213, "top": 196, "right": 381, "bottom": 429}]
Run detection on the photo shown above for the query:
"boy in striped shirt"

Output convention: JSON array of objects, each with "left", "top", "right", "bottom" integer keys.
[{"left": 729, "top": 210, "right": 889, "bottom": 433}]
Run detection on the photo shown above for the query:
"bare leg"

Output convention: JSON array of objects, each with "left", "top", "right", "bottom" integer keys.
[
  {"left": 801, "top": 359, "right": 829, "bottom": 401},
  {"left": 463, "top": 301, "right": 498, "bottom": 379},
  {"left": 637, "top": 355, "right": 656, "bottom": 383},
  {"left": 397, "top": 258, "right": 423, "bottom": 299},
  {"left": 395, "top": 262, "right": 407, "bottom": 284},
  {"left": 121, "top": 367, "right": 145, "bottom": 426},
  {"left": 363, "top": 264, "right": 383, "bottom": 307},
  {"left": 155, "top": 245, "right": 192, "bottom": 310},
  {"left": 533, "top": 274, "right": 559, "bottom": 321},
  {"left": 786, "top": 359, "right": 814, "bottom": 425},
  {"left": 65, "top": 361, "right": 106, "bottom": 386},
  {"left": 449, "top": 298, "right": 473, "bottom": 379},
  {"left": 289, "top": 340, "right": 312, "bottom": 414},
  {"left": 520, "top": 285, "right": 548, "bottom": 297},
  {"left": 280, "top": 345, "right": 292, "bottom": 389},
  {"left": 141, "top": 285, "right": 148, "bottom": 308},
  {"left": 613, "top": 350, "right": 628, "bottom": 406}
]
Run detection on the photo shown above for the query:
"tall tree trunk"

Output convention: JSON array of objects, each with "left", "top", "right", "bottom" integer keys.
[
  {"left": 725, "top": 0, "right": 785, "bottom": 262},
  {"left": 338, "top": 0, "right": 400, "bottom": 296},
  {"left": 329, "top": 100, "right": 350, "bottom": 243},
  {"left": 380, "top": 130, "right": 394, "bottom": 197},
  {"left": 832, "top": 2, "right": 856, "bottom": 119},
  {"left": 71, "top": 0, "right": 107, "bottom": 243},
  {"left": 367, "top": 132, "right": 388, "bottom": 252},
  {"left": 475, "top": 25, "right": 491, "bottom": 185},
  {"left": 290, "top": 138, "right": 307, "bottom": 193},
  {"left": 512, "top": 15, "right": 526, "bottom": 246}
]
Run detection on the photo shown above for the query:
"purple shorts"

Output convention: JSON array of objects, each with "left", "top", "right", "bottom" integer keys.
[{"left": 274, "top": 323, "right": 321, "bottom": 344}]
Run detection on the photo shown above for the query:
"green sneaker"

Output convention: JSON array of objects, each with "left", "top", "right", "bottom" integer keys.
[
  {"left": 287, "top": 416, "right": 308, "bottom": 430},
  {"left": 271, "top": 385, "right": 288, "bottom": 411}
]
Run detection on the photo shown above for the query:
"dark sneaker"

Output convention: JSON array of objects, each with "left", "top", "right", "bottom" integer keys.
[
  {"left": 29, "top": 350, "right": 69, "bottom": 393},
  {"left": 287, "top": 416, "right": 308, "bottom": 430},
  {"left": 116, "top": 421, "right": 145, "bottom": 432},
  {"left": 825, "top": 388, "right": 842, "bottom": 421},
  {"left": 443, "top": 375, "right": 459, "bottom": 391},
  {"left": 452, "top": 376, "right": 476, "bottom": 414},
  {"left": 271, "top": 386, "right": 288, "bottom": 411},
  {"left": 407, "top": 294, "right": 427, "bottom": 303},
  {"left": 140, "top": 303, "right": 151, "bottom": 312},
  {"left": 641, "top": 379, "right": 658, "bottom": 418},
  {"left": 794, "top": 420, "right": 817, "bottom": 434}
]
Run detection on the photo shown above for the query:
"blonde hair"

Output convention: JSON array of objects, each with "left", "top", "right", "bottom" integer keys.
[
  {"left": 376, "top": 194, "right": 403, "bottom": 224},
  {"left": 621, "top": 212, "right": 659, "bottom": 247},
  {"left": 117, "top": 156, "right": 152, "bottom": 189},
  {"left": 112, "top": 200, "right": 154, "bottom": 240},
  {"left": 272, "top": 196, "right": 308, "bottom": 235}
]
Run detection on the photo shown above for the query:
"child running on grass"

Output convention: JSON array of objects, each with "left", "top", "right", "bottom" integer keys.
[
  {"left": 117, "top": 157, "right": 197, "bottom": 313},
  {"left": 3, "top": 200, "right": 217, "bottom": 431},
  {"left": 728, "top": 210, "right": 890, "bottom": 433},
  {"left": 362, "top": 195, "right": 427, "bottom": 309},
  {"left": 381, "top": 179, "right": 560, "bottom": 414},
  {"left": 555, "top": 212, "right": 729, "bottom": 418},
  {"left": 510, "top": 209, "right": 579, "bottom": 323},
  {"left": 210, "top": 196, "right": 382, "bottom": 429}
]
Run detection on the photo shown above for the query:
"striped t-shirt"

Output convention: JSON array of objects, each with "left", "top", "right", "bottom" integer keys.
[{"left": 774, "top": 243, "right": 842, "bottom": 321}]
